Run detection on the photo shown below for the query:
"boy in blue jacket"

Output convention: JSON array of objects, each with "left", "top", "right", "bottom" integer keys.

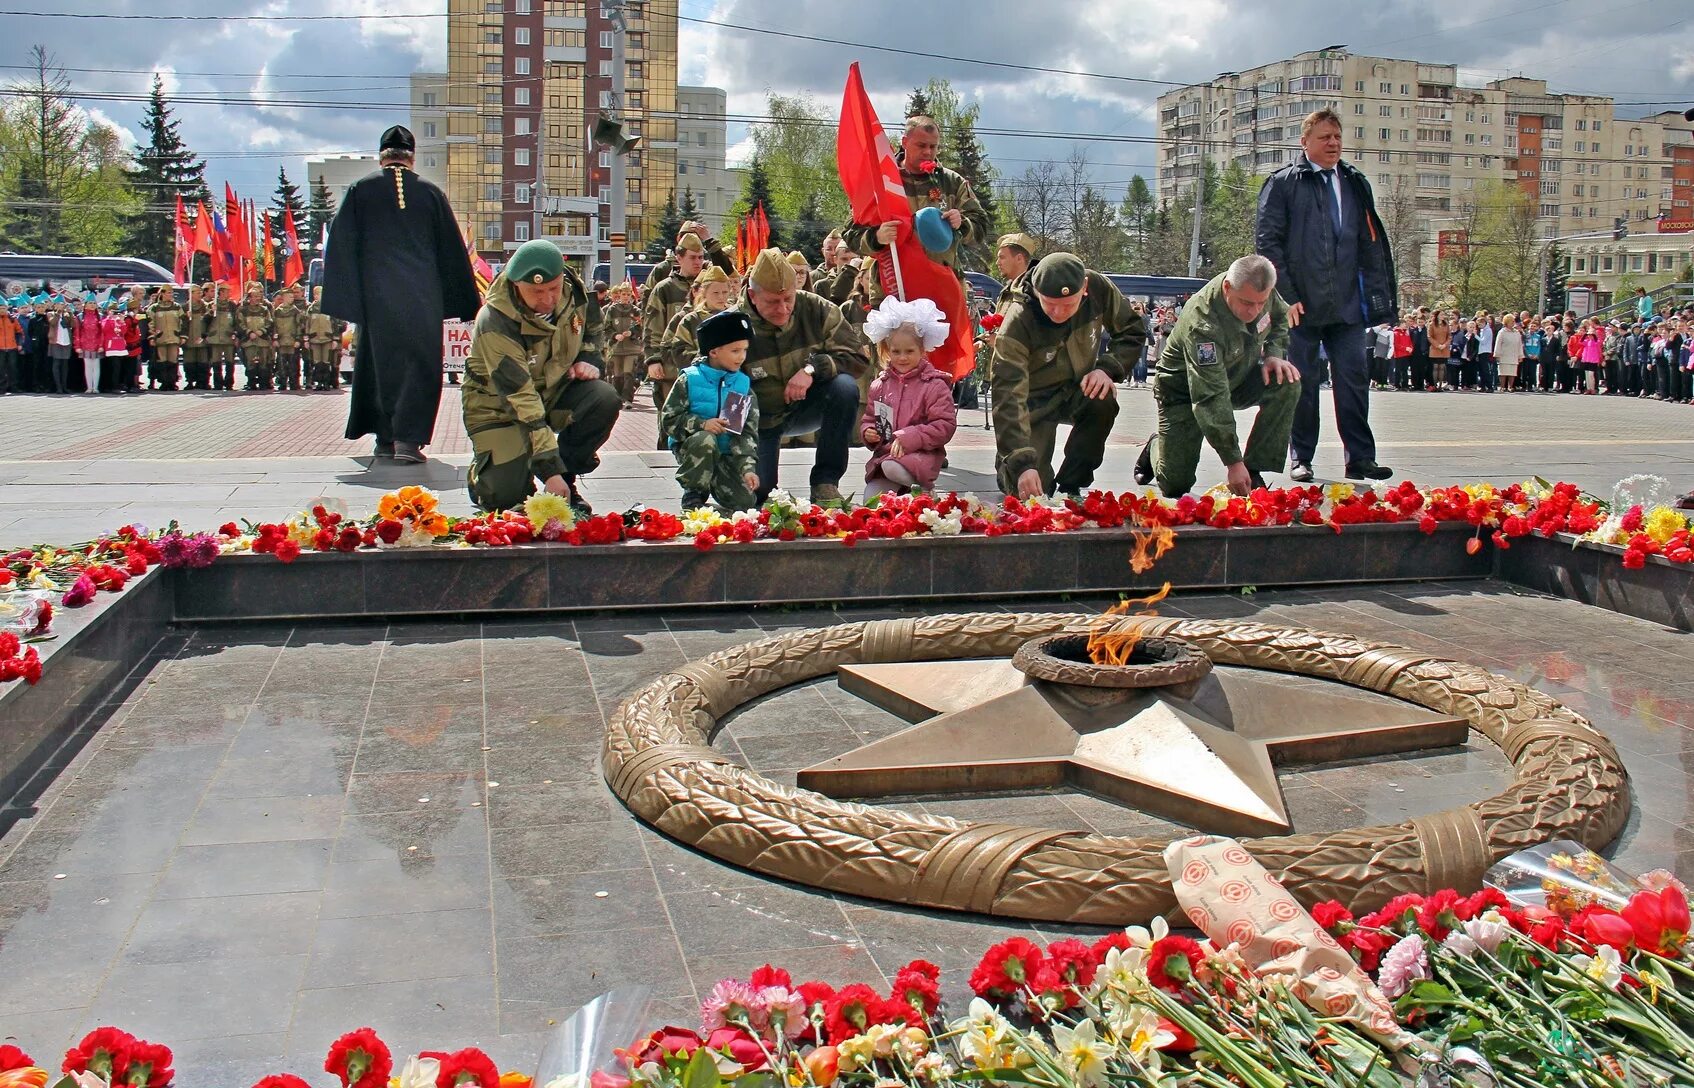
[{"left": 661, "top": 309, "right": 760, "bottom": 511}]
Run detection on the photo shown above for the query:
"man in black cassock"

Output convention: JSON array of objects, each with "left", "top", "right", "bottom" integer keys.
[{"left": 321, "top": 125, "right": 480, "bottom": 464}]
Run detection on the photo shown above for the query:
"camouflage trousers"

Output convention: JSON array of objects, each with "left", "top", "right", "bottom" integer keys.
[{"left": 674, "top": 430, "right": 756, "bottom": 511}]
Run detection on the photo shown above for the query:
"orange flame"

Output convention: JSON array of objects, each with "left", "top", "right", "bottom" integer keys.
[
  {"left": 1087, "top": 581, "right": 1172, "bottom": 665},
  {"left": 1129, "top": 523, "right": 1176, "bottom": 574}
]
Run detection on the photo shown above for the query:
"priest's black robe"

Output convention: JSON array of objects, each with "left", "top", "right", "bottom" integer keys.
[{"left": 321, "top": 165, "right": 480, "bottom": 446}]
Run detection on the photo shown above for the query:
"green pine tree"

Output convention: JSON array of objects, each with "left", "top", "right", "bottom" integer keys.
[
  {"left": 677, "top": 185, "right": 699, "bottom": 221},
  {"left": 305, "top": 174, "right": 336, "bottom": 259},
  {"left": 271, "top": 166, "right": 305, "bottom": 227},
  {"left": 945, "top": 115, "right": 997, "bottom": 271},
  {"left": 121, "top": 72, "right": 207, "bottom": 263},
  {"left": 905, "top": 87, "right": 933, "bottom": 119},
  {"left": 788, "top": 190, "right": 827, "bottom": 263},
  {"left": 647, "top": 191, "right": 681, "bottom": 259}
]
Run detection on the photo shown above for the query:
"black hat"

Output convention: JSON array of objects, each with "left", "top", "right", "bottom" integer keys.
[
  {"left": 379, "top": 125, "right": 416, "bottom": 153},
  {"left": 697, "top": 310, "right": 753, "bottom": 355}
]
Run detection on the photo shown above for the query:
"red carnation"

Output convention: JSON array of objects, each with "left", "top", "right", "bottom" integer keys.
[
  {"left": 1146, "top": 935, "right": 1205, "bottom": 992},
  {"left": 0, "top": 1045, "right": 33, "bottom": 1072},
  {"left": 1311, "top": 901, "right": 1355, "bottom": 932},
  {"left": 969, "top": 936, "right": 1044, "bottom": 1000},
  {"left": 823, "top": 983, "right": 881, "bottom": 1043},
  {"left": 324, "top": 1027, "right": 392, "bottom": 1088},
  {"left": 375, "top": 519, "right": 404, "bottom": 544},
  {"left": 253, "top": 1078, "right": 314, "bottom": 1088},
  {"left": 63, "top": 1026, "right": 136, "bottom": 1081},
  {"left": 275, "top": 539, "right": 302, "bottom": 564},
  {"left": 1456, "top": 887, "right": 1510, "bottom": 921},
  {"left": 1044, "top": 938, "right": 1099, "bottom": 988},
  {"left": 980, "top": 313, "right": 1004, "bottom": 331},
  {"left": 126, "top": 1039, "right": 174, "bottom": 1087},
  {"left": 1091, "top": 931, "right": 1133, "bottom": 959},
  {"left": 219, "top": 522, "right": 241, "bottom": 537},
  {"left": 892, "top": 959, "right": 942, "bottom": 1018},
  {"left": 423, "top": 1048, "right": 499, "bottom": 1088},
  {"left": 62, "top": 573, "right": 97, "bottom": 607}
]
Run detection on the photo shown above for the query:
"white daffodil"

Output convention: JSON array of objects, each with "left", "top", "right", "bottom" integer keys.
[
  {"left": 953, "top": 997, "right": 1013, "bottom": 1068},
  {"left": 1097, "top": 945, "right": 1151, "bottom": 998},
  {"left": 1573, "top": 944, "right": 1625, "bottom": 990},
  {"left": 1117, "top": 1002, "right": 1176, "bottom": 1064},
  {"left": 1051, "top": 1018, "right": 1110, "bottom": 1088},
  {"left": 1123, "top": 916, "right": 1169, "bottom": 949}
]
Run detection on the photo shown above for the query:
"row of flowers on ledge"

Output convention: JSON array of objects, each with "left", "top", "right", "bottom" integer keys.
[
  {"left": 5, "top": 840, "right": 1690, "bottom": 1088},
  {"left": 0, "top": 479, "right": 1689, "bottom": 688}
]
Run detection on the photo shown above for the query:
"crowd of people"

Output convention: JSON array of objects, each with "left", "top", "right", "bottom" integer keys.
[
  {"left": 0, "top": 281, "right": 349, "bottom": 396},
  {"left": 1365, "top": 306, "right": 1694, "bottom": 401}
]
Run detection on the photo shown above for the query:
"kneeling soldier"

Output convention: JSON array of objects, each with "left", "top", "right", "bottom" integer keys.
[
  {"left": 1136, "top": 255, "right": 1301, "bottom": 497},
  {"left": 461, "top": 239, "right": 620, "bottom": 515}
]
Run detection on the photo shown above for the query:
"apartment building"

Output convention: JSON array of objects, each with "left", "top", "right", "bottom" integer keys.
[
  {"left": 675, "top": 85, "right": 733, "bottom": 237},
  {"left": 444, "top": 0, "right": 679, "bottom": 262},
  {"left": 409, "top": 72, "right": 450, "bottom": 190},
  {"left": 1154, "top": 48, "right": 1694, "bottom": 279}
]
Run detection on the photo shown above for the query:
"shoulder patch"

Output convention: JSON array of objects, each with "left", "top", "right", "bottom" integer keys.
[{"left": 1196, "top": 342, "right": 1218, "bottom": 366}]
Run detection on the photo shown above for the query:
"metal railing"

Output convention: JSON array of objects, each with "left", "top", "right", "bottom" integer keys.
[{"left": 1584, "top": 282, "right": 1694, "bottom": 324}]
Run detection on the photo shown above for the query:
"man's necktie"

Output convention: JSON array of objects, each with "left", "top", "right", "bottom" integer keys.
[{"left": 1319, "top": 169, "right": 1342, "bottom": 233}]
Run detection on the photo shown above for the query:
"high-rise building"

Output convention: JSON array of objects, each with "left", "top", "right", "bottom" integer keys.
[
  {"left": 674, "top": 86, "right": 732, "bottom": 237},
  {"left": 1154, "top": 48, "right": 1694, "bottom": 280},
  {"left": 302, "top": 155, "right": 383, "bottom": 200},
  {"left": 445, "top": 0, "right": 678, "bottom": 264},
  {"left": 409, "top": 72, "right": 450, "bottom": 190}
]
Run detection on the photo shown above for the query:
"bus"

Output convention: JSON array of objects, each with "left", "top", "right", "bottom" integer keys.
[{"left": 0, "top": 254, "right": 173, "bottom": 300}]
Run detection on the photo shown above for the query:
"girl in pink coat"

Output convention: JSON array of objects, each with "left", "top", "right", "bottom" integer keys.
[
  {"left": 859, "top": 297, "right": 958, "bottom": 498},
  {"left": 73, "top": 299, "right": 104, "bottom": 393}
]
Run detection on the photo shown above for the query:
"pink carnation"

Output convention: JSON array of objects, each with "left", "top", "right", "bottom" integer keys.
[
  {"left": 701, "top": 978, "right": 758, "bottom": 1032},
  {"left": 1377, "top": 933, "right": 1430, "bottom": 1000},
  {"left": 753, "top": 986, "right": 806, "bottom": 1040}
]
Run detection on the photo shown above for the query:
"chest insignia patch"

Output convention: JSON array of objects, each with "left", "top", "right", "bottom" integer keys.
[
  {"left": 1256, "top": 312, "right": 1271, "bottom": 335},
  {"left": 571, "top": 314, "right": 583, "bottom": 334},
  {"left": 750, "top": 366, "right": 768, "bottom": 380},
  {"left": 1197, "top": 341, "right": 1218, "bottom": 366}
]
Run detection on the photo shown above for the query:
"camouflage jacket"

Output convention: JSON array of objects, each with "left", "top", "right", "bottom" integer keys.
[
  {"left": 660, "top": 302, "right": 733, "bottom": 365},
  {"left": 649, "top": 236, "right": 735, "bottom": 284},
  {"left": 181, "top": 299, "right": 213, "bottom": 346},
  {"left": 642, "top": 273, "right": 695, "bottom": 363},
  {"left": 305, "top": 304, "right": 343, "bottom": 344},
  {"left": 460, "top": 268, "right": 603, "bottom": 483},
  {"left": 235, "top": 300, "right": 273, "bottom": 343},
  {"left": 1154, "top": 273, "right": 1291, "bottom": 467},
  {"left": 843, "top": 153, "right": 990, "bottom": 275},
  {"left": 737, "top": 290, "right": 866, "bottom": 431},
  {"left": 990, "top": 270, "right": 1147, "bottom": 480},
  {"left": 205, "top": 302, "right": 238, "bottom": 346},
  {"left": 147, "top": 301, "right": 184, "bottom": 345},
  {"left": 271, "top": 302, "right": 307, "bottom": 344},
  {"left": 603, "top": 301, "right": 643, "bottom": 357}
]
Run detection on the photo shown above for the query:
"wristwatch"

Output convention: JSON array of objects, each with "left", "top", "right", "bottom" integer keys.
[{"left": 802, "top": 363, "right": 815, "bottom": 376}]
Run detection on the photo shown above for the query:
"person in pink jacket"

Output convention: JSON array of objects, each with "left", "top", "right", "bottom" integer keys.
[
  {"left": 858, "top": 296, "right": 958, "bottom": 498},
  {"left": 101, "top": 304, "right": 130, "bottom": 394},
  {"left": 73, "top": 299, "right": 104, "bottom": 394}
]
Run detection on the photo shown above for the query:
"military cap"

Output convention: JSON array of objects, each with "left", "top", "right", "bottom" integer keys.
[
  {"left": 676, "top": 232, "right": 705, "bottom": 254},
  {"left": 696, "top": 265, "right": 729, "bottom": 286},
  {"left": 697, "top": 309, "right": 754, "bottom": 354},
  {"left": 749, "top": 248, "right": 797, "bottom": 293},
  {"left": 996, "top": 233, "right": 1040, "bottom": 260},
  {"left": 593, "top": 280, "right": 609, "bottom": 292},
  {"left": 505, "top": 239, "right": 564, "bottom": 285},
  {"left": 1031, "top": 252, "right": 1086, "bottom": 297},
  {"left": 786, "top": 251, "right": 811, "bottom": 269},
  {"left": 379, "top": 125, "right": 416, "bottom": 153}
]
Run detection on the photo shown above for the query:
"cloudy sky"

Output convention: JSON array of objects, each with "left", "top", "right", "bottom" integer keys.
[{"left": 8, "top": 0, "right": 1694, "bottom": 210}]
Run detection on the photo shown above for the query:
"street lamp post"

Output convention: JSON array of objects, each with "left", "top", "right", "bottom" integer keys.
[{"left": 606, "top": 0, "right": 628, "bottom": 285}]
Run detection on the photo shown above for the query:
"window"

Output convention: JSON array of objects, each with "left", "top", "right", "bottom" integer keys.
[
  {"left": 599, "top": 31, "right": 612, "bottom": 47},
  {"left": 515, "top": 27, "right": 530, "bottom": 44},
  {"left": 697, "top": 131, "right": 708, "bottom": 145},
  {"left": 422, "top": 92, "right": 437, "bottom": 107},
  {"left": 1575, "top": 257, "right": 1587, "bottom": 270},
  {"left": 1379, "top": 81, "right": 1392, "bottom": 93},
  {"left": 514, "top": 87, "right": 530, "bottom": 105},
  {"left": 1379, "top": 150, "right": 1392, "bottom": 162},
  {"left": 1379, "top": 105, "right": 1392, "bottom": 116},
  {"left": 514, "top": 222, "right": 530, "bottom": 241},
  {"left": 515, "top": 57, "right": 530, "bottom": 75},
  {"left": 1401, "top": 129, "right": 1410, "bottom": 142},
  {"left": 628, "top": 61, "right": 643, "bottom": 81},
  {"left": 1633, "top": 255, "right": 1644, "bottom": 271},
  {"left": 1575, "top": 119, "right": 1586, "bottom": 130},
  {"left": 483, "top": 147, "right": 501, "bottom": 164},
  {"left": 1355, "top": 126, "right": 1365, "bottom": 139},
  {"left": 598, "top": 150, "right": 610, "bottom": 167},
  {"left": 483, "top": 117, "right": 502, "bottom": 134},
  {"left": 1379, "top": 128, "right": 1391, "bottom": 140},
  {"left": 1464, "top": 133, "right": 1475, "bottom": 144},
  {"left": 1417, "top": 173, "right": 1450, "bottom": 187},
  {"left": 598, "top": 60, "right": 611, "bottom": 76},
  {"left": 598, "top": 89, "right": 610, "bottom": 107},
  {"left": 1354, "top": 103, "right": 1365, "bottom": 115},
  {"left": 678, "top": 162, "right": 687, "bottom": 174},
  {"left": 1540, "top": 180, "right": 1561, "bottom": 195},
  {"left": 515, "top": 184, "right": 531, "bottom": 203},
  {"left": 483, "top": 184, "right": 501, "bottom": 201},
  {"left": 1574, "top": 184, "right": 1585, "bottom": 197},
  {"left": 1593, "top": 120, "right": 1602, "bottom": 130},
  {"left": 1401, "top": 84, "right": 1410, "bottom": 95},
  {"left": 1354, "top": 80, "right": 1365, "bottom": 91},
  {"left": 485, "top": 29, "right": 502, "bottom": 43},
  {"left": 423, "top": 154, "right": 437, "bottom": 168},
  {"left": 1539, "top": 203, "right": 1560, "bottom": 217},
  {"left": 514, "top": 117, "right": 530, "bottom": 134},
  {"left": 1575, "top": 140, "right": 1586, "bottom": 152},
  {"left": 484, "top": 88, "right": 501, "bottom": 106},
  {"left": 515, "top": 148, "right": 531, "bottom": 166},
  {"left": 1480, "top": 134, "right": 1492, "bottom": 146},
  {"left": 421, "top": 122, "right": 437, "bottom": 138},
  {"left": 515, "top": 0, "right": 530, "bottom": 11},
  {"left": 484, "top": 62, "right": 501, "bottom": 76},
  {"left": 597, "top": 186, "right": 609, "bottom": 203},
  {"left": 1602, "top": 256, "right": 1614, "bottom": 272}
]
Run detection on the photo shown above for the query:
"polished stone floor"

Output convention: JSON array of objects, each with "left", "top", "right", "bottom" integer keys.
[{"left": 0, "top": 583, "right": 1689, "bottom": 1085}]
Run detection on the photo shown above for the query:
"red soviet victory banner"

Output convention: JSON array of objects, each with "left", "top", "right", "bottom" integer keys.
[
  {"left": 192, "top": 199, "right": 214, "bottom": 255},
  {"left": 834, "top": 62, "right": 973, "bottom": 379},
  {"left": 282, "top": 205, "right": 305, "bottom": 287},
  {"left": 172, "top": 195, "right": 192, "bottom": 284}
]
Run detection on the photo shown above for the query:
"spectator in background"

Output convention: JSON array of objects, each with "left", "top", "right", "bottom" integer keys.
[
  {"left": 1458, "top": 319, "right": 1479, "bottom": 388},
  {"left": 1370, "top": 322, "right": 1393, "bottom": 389},
  {"left": 0, "top": 302, "right": 18, "bottom": 395},
  {"left": 1636, "top": 286, "right": 1655, "bottom": 323},
  {"left": 1427, "top": 309, "right": 1451, "bottom": 392},
  {"left": 1390, "top": 318, "right": 1412, "bottom": 390},
  {"left": 1409, "top": 308, "right": 1431, "bottom": 392},
  {"left": 1521, "top": 317, "right": 1543, "bottom": 391},
  {"left": 101, "top": 302, "right": 129, "bottom": 393},
  {"left": 1474, "top": 311, "right": 1496, "bottom": 393},
  {"left": 74, "top": 298, "right": 103, "bottom": 395},
  {"left": 1494, "top": 313, "right": 1524, "bottom": 393},
  {"left": 23, "top": 302, "right": 48, "bottom": 393}
]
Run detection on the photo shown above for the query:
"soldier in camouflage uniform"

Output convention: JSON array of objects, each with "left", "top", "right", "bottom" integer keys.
[
  {"left": 1136, "top": 256, "right": 1301, "bottom": 498},
  {"left": 206, "top": 288, "right": 239, "bottom": 390},
  {"left": 602, "top": 283, "right": 644, "bottom": 407},
  {"left": 738, "top": 248, "right": 866, "bottom": 504},
  {"left": 993, "top": 233, "right": 1038, "bottom": 316},
  {"left": 659, "top": 265, "right": 733, "bottom": 367},
  {"left": 460, "top": 239, "right": 619, "bottom": 515},
  {"left": 648, "top": 220, "right": 735, "bottom": 284},
  {"left": 661, "top": 309, "right": 760, "bottom": 511},
  {"left": 841, "top": 114, "right": 991, "bottom": 306},
  {"left": 270, "top": 286, "right": 307, "bottom": 391},
  {"left": 181, "top": 283, "right": 212, "bottom": 390},
  {"left": 990, "top": 253, "right": 1145, "bottom": 499},
  {"left": 642, "top": 232, "right": 708, "bottom": 423},
  {"left": 146, "top": 286, "right": 184, "bottom": 391},
  {"left": 236, "top": 283, "right": 275, "bottom": 390},
  {"left": 305, "top": 296, "right": 345, "bottom": 391}
]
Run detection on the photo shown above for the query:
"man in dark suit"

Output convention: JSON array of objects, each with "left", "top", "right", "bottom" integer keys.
[
  {"left": 1254, "top": 108, "right": 1397, "bottom": 482},
  {"left": 322, "top": 125, "right": 480, "bottom": 464}
]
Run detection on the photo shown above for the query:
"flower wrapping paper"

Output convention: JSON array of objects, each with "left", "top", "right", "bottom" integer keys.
[{"left": 1162, "top": 834, "right": 1417, "bottom": 1051}]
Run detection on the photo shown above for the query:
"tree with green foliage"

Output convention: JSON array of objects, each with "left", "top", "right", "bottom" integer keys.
[
  {"left": 271, "top": 166, "right": 305, "bottom": 229},
  {"left": 746, "top": 93, "right": 845, "bottom": 233},
  {"left": 905, "top": 86, "right": 932, "bottom": 119},
  {"left": 0, "top": 47, "right": 136, "bottom": 255},
  {"left": 1119, "top": 175, "right": 1156, "bottom": 263},
  {"left": 122, "top": 73, "right": 207, "bottom": 265},
  {"left": 305, "top": 174, "right": 336, "bottom": 259},
  {"left": 730, "top": 158, "right": 784, "bottom": 249},
  {"left": 1439, "top": 183, "right": 1544, "bottom": 313},
  {"left": 677, "top": 185, "right": 699, "bottom": 222},
  {"left": 788, "top": 190, "right": 829, "bottom": 263},
  {"left": 647, "top": 190, "right": 681, "bottom": 259}
]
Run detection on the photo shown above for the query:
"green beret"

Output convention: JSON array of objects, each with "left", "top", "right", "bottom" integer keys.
[
  {"left": 1030, "top": 252, "right": 1086, "bottom": 298},
  {"left": 506, "top": 239, "right": 564, "bottom": 285}
]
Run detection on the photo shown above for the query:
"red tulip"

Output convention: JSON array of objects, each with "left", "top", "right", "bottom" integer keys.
[
  {"left": 1579, "top": 908, "right": 1637, "bottom": 952},
  {"left": 1623, "top": 886, "right": 1690, "bottom": 956}
]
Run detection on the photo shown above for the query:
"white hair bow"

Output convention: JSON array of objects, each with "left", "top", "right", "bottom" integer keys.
[{"left": 865, "top": 296, "right": 950, "bottom": 350}]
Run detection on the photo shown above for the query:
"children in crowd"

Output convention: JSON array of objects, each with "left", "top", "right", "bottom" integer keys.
[{"left": 661, "top": 309, "right": 760, "bottom": 511}]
